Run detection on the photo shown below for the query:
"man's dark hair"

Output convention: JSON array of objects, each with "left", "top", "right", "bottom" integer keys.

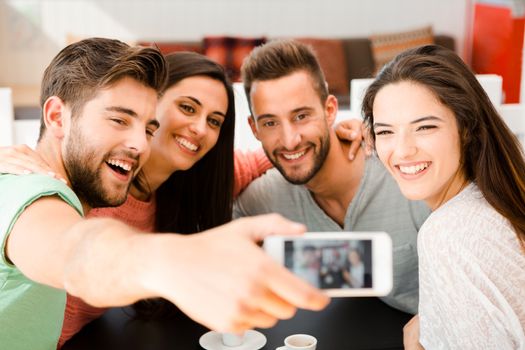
[{"left": 241, "top": 40, "right": 328, "bottom": 111}]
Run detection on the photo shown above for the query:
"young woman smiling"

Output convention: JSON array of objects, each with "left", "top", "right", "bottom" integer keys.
[{"left": 363, "top": 45, "right": 525, "bottom": 349}]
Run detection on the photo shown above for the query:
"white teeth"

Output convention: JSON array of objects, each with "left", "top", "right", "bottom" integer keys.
[
  {"left": 282, "top": 151, "right": 305, "bottom": 160},
  {"left": 399, "top": 162, "right": 429, "bottom": 175},
  {"left": 176, "top": 136, "right": 198, "bottom": 152},
  {"left": 107, "top": 159, "right": 132, "bottom": 171}
]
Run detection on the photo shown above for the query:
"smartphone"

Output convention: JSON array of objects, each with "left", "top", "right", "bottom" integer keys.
[{"left": 264, "top": 232, "right": 392, "bottom": 297}]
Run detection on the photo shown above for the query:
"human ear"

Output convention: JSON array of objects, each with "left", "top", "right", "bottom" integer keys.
[
  {"left": 325, "top": 95, "right": 338, "bottom": 127},
  {"left": 42, "top": 96, "right": 67, "bottom": 139},
  {"left": 248, "top": 116, "right": 260, "bottom": 141}
]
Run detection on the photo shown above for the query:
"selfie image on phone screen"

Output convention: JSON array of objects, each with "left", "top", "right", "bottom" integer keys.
[
  {"left": 265, "top": 232, "right": 392, "bottom": 296},
  {"left": 284, "top": 240, "right": 372, "bottom": 289}
]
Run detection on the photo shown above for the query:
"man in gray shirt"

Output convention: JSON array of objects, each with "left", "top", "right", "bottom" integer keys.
[{"left": 235, "top": 40, "right": 430, "bottom": 314}]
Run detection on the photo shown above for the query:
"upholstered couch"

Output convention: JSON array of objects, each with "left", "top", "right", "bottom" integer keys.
[
  {"left": 339, "top": 34, "right": 455, "bottom": 106},
  {"left": 140, "top": 33, "right": 455, "bottom": 108}
]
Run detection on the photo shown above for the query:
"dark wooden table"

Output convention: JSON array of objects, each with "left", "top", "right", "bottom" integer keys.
[{"left": 63, "top": 297, "right": 412, "bottom": 350}]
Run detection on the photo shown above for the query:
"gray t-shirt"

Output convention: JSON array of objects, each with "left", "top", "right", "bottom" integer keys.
[{"left": 234, "top": 156, "right": 430, "bottom": 314}]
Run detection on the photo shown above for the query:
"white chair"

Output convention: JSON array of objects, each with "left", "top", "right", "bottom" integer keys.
[
  {"left": 497, "top": 104, "right": 525, "bottom": 150},
  {"left": 0, "top": 88, "right": 14, "bottom": 147},
  {"left": 233, "top": 82, "right": 260, "bottom": 151},
  {"left": 349, "top": 78, "right": 373, "bottom": 119},
  {"left": 476, "top": 74, "right": 503, "bottom": 107},
  {"left": 14, "top": 119, "right": 40, "bottom": 148}
]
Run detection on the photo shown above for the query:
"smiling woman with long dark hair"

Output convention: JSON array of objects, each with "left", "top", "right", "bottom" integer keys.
[{"left": 363, "top": 45, "right": 525, "bottom": 349}]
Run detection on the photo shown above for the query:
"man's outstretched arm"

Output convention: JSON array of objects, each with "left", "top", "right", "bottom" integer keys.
[{"left": 7, "top": 199, "right": 329, "bottom": 332}]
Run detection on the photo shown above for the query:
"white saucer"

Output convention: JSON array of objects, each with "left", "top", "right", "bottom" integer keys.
[{"left": 199, "top": 330, "right": 267, "bottom": 350}]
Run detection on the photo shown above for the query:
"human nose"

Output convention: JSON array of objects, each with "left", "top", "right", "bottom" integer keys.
[
  {"left": 125, "top": 125, "right": 150, "bottom": 157},
  {"left": 393, "top": 131, "right": 417, "bottom": 159},
  {"left": 188, "top": 115, "right": 207, "bottom": 138},
  {"left": 279, "top": 122, "right": 301, "bottom": 150}
]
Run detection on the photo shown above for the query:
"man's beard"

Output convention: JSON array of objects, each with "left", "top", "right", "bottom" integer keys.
[
  {"left": 64, "top": 126, "right": 131, "bottom": 208},
  {"left": 266, "top": 129, "right": 330, "bottom": 185}
]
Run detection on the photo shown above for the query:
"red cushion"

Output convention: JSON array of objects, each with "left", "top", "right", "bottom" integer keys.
[{"left": 203, "top": 36, "right": 266, "bottom": 81}]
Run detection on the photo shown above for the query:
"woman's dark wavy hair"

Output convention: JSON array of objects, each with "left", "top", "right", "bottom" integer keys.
[
  {"left": 362, "top": 45, "right": 525, "bottom": 250},
  {"left": 133, "top": 51, "right": 235, "bottom": 318}
]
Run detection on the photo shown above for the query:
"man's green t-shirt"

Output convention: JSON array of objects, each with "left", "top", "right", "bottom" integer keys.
[{"left": 0, "top": 174, "right": 83, "bottom": 349}]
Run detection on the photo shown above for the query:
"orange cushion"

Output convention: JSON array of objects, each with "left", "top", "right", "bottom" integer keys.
[{"left": 370, "top": 26, "right": 434, "bottom": 74}]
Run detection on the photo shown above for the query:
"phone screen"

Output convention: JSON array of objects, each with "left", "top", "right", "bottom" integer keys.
[{"left": 284, "top": 239, "right": 372, "bottom": 289}]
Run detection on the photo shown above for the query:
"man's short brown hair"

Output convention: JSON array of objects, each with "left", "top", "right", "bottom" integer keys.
[
  {"left": 38, "top": 37, "right": 167, "bottom": 140},
  {"left": 241, "top": 40, "right": 328, "bottom": 111}
]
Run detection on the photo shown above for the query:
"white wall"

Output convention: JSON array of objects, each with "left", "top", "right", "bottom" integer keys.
[
  {"left": 0, "top": 88, "right": 14, "bottom": 146},
  {"left": 0, "top": 0, "right": 470, "bottom": 87}
]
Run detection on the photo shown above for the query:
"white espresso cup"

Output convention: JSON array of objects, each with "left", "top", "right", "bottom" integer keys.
[
  {"left": 222, "top": 332, "right": 244, "bottom": 347},
  {"left": 276, "top": 334, "right": 317, "bottom": 350}
]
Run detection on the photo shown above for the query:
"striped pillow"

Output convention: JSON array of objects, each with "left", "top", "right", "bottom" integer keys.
[{"left": 370, "top": 26, "right": 434, "bottom": 74}]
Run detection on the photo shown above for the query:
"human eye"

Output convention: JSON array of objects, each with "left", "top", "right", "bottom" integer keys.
[
  {"left": 262, "top": 120, "right": 276, "bottom": 128},
  {"left": 416, "top": 125, "right": 437, "bottom": 132},
  {"left": 374, "top": 129, "right": 393, "bottom": 136},
  {"left": 179, "top": 103, "right": 195, "bottom": 114},
  {"left": 208, "top": 116, "right": 223, "bottom": 128},
  {"left": 110, "top": 117, "right": 127, "bottom": 126},
  {"left": 146, "top": 126, "right": 157, "bottom": 137},
  {"left": 294, "top": 113, "right": 308, "bottom": 122}
]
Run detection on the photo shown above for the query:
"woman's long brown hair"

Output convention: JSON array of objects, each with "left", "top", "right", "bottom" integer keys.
[
  {"left": 132, "top": 51, "right": 235, "bottom": 319},
  {"left": 362, "top": 45, "right": 525, "bottom": 250}
]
